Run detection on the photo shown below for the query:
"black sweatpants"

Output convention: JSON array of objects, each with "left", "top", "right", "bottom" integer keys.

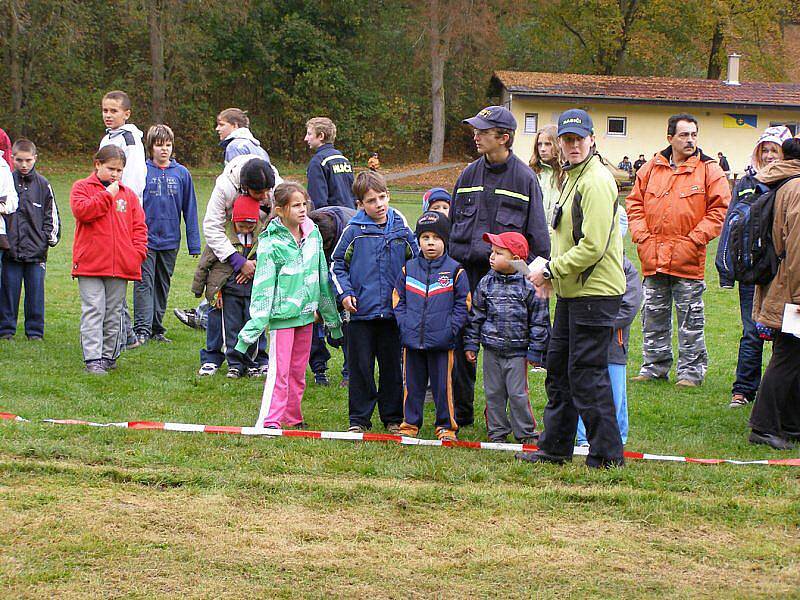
[
  {"left": 347, "top": 318, "right": 403, "bottom": 429},
  {"left": 538, "top": 296, "right": 624, "bottom": 467},
  {"left": 403, "top": 348, "right": 457, "bottom": 431},
  {"left": 750, "top": 332, "right": 800, "bottom": 437},
  {"left": 452, "top": 261, "right": 489, "bottom": 426}
]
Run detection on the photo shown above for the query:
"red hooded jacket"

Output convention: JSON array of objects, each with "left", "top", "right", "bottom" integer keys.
[{"left": 70, "top": 173, "right": 147, "bottom": 280}]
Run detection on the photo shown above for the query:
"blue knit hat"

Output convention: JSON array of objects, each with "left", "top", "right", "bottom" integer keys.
[{"left": 421, "top": 187, "right": 451, "bottom": 212}]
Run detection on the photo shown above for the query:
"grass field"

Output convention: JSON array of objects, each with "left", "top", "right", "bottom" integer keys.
[{"left": 0, "top": 165, "right": 798, "bottom": 598}]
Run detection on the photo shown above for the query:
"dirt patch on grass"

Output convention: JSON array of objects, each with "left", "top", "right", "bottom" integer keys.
[{"left": 0, "top": 475, "right": 797, "bottom": 598}]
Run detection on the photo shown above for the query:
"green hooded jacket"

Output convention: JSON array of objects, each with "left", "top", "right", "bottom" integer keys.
[
  {"left": 549, "top": 154, "right": 625, "bottom": 298},
  {"left": 235, "top": 217, "right": 342, "bottom": 353}
]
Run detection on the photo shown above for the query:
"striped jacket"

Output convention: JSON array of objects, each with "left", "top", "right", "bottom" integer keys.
[
  {"left": 449, "top": 152, "right": 549, "bottom": 267},
  {"left": 392, "top": 253, "right": 470, "bottom": 350}
]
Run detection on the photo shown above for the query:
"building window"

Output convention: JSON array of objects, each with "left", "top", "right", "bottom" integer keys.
[
  {"left": 770, "top": 121, "right": 799, "bottom": 136},
  {"left": 524, "top": 113, "right": 538, "bottom": 134},
  {"left": 607, "top": 116, "right": 627, "bottom": 136}
]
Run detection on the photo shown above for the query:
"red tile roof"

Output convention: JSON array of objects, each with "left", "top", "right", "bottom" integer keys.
[{"left": 493, "top": 70, "right": 800, "bottom": 109}]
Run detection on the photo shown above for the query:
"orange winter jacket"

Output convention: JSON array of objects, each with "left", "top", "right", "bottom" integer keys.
[{"left": 626, "top": 148, "right": 730, "bottom": 280}]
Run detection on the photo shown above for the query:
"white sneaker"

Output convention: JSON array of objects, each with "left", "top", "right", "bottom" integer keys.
[{"left": 198, "top": 362, "right": 218, "bottom": 376}]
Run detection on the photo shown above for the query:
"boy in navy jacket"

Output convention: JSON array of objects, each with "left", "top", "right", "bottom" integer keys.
[
  {"left": 0, "top": 139, "right": 59, "bottom": 340},
  {"left": 304, "top": 117, "right": 356, "bottom": 209},
  {"left": 331, "top": 171, "right": 418, "bottom": 433},
  {"left": 464, "top": 232, "right": 550, "bottom": 443},
  {"left": 393, "top": 212, "right": 470, "bottom": 441},
  {"left": 133, "top": 125, "right": 201, "bottom": 344}
]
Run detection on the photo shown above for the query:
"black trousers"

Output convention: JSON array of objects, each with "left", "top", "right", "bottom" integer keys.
[
  {"left": 452, "top": 261, "right": 489, "bottom": 426},
  {"left": 750, "top": 332, "right": 800, "bottom": 437},
  {"left": 538, "top": 296, "right": 624, "bottom": 467},
  {"left": 347, "top": 319, "right": 403, "bottom": 428}
]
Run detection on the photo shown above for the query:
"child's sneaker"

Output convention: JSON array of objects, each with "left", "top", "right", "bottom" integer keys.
[
  {"left": 385, "top": 423, "right": 402, "bottom": 435},
  {"left": 314, "top": 373, "right": 330, "bottom": 386},
  {"left": 247, "top": 365, "right": 269, "bottom": 378},
  {"left": 347, "top": 424, "right": 368, "bottom": 433},
  {"left": 151, "top": 333, "right": 172, "bottom": 343},
  {"left": 101, "top": 358, "right": 117, "bottom": 371},
  {"left": 198, "top": 362, "right": 218, "bottom": 376},
  {"left": 226, "top": 367, "right": 244, "bottom": 379},
  {"left": 84, "top": 360, "right": 107, "bottom": 375},
  {"left": 398, "top": 422, "right": 419, "bottom": 437},
  {"left": 436, "top": 427, "right": 457, "bottom": 442}
]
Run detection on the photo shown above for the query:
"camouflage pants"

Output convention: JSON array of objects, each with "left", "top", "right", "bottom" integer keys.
[{"left": 639, "top": 274, "right": 707, "bottom": 383}]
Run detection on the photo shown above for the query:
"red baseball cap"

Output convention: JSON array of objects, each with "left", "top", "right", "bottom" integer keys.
[{"left": 483, "top": 231, "right": 528, "bottom": 259}]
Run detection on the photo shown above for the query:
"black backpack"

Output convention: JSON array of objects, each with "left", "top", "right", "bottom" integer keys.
[{"left": 729, "top": 174, "right": 800, "bottom": 285}]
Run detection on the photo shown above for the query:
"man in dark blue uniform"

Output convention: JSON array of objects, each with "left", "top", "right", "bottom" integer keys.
[
  {"left": 449, "top": 105, "right": 549, "bottom": 426},
  {"left": 304, "top": 117, "right": 356, "bottom": 210}
]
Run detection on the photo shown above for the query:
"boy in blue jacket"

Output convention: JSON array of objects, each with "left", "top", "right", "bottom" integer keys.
[
  {"left": 133, "top": 125, "right": 201, "bottom": 344},
  {"left": 464, "top": 232, "right": 550, "bottom": 444},
  {"left": 331, "top": 171, "right": 418, "bottom": 433},
  {"left": 393, "top": 212, "right": 470, "bottom": 441}
]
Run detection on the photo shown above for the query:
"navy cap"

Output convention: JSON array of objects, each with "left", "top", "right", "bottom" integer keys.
[
  {"left": 463, "top": 106, "right": 517, "bottom": 130},
  {"left": 557, "top": 109, "right": 593, "bottom": 137}
]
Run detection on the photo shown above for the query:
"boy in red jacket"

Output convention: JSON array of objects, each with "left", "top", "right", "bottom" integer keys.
[{"left": 71, "top": 146, "right": 147, "bottom": 374}]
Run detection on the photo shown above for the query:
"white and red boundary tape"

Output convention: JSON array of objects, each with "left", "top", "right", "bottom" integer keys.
[{"left": 2, "top": 411, "right": 799, "bottom": 467}]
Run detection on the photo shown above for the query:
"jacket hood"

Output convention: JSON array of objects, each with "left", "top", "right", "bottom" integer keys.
[
  {"left": 106, "top": 123, "right": 144, "bottom": 138},
  {"left": 350, "top": 206, "right": 401, "bottom": 228},
  {"left": 221, "top": 127, "right": 262, "bottom": 147},
  {"left": 756, "top": 159, "right": 800, "bottom": 184},
  {"left": 146, "top": 158, "right": 178, "bottom": 170}
]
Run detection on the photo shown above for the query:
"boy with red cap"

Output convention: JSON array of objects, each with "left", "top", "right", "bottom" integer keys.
[
  {"left": 464, "top": 231, "right": 550, "bottom": 443},
  {"left": 192, "top": 194, "right": 268, "bottom": 377}
]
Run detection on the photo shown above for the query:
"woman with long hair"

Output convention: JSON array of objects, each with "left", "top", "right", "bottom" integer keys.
[{"left": 529, "top": 125, "right": 564, "bottom": 227}]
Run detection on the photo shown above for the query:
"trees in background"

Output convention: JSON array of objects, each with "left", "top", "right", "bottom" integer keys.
[{"left": 0, "top": 0, "right": 797, "bottom": 165}]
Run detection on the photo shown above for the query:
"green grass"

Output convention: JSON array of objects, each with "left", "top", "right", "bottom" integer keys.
[{"left": 0, "top": 167, "right": 798, "bottom": 597}]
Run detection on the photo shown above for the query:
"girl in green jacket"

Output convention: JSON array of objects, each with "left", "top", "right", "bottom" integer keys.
[{"left": 236, "top": 182, "right": 342, "bottom": 429}]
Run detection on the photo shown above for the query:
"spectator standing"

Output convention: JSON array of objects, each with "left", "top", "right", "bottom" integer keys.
[
  {"left": 748, "top": 137, "right": 800, "bottom": 450},
  {"left": 715, "top": 125, "right": 792, "bottom": 408},
  {"left": 633, "top": 154, "right": 646, "bottom": 173},
  {"left": 215, "top": 108, "right": 270, "bottom": 165},
  {"left": 0, "top": 128, "right": 12, "bottom": 170},
  {"left": 304, "top": 117, "right": 356, "bottom": 209},
  {"left": 626, "top": 113, "right": 730, "bottom": 387},
  {"left": 449, "top": 105, "right": 549, "bottom": 427},
  {"left": 133, "top": 125, "right": 201, "bottom": 345},
  {"left": 518, "top": 109, "right": 626, "bottom": 468},
  {"left": 0, "top": 139, "right": 60, "bottom": 340},
  {"left": 529, "top": 125, "right": 564, "bottom": 227},
  {"left": 717, "top": 152, "right": 731, "bottom": 178}
]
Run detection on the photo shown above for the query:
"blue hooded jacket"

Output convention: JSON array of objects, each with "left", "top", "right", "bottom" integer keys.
[
  {"left": 142, "top": 159, "right": 201, "bottom": 254},
  {"left": 219, "top": 128, "right": 270, "bottom": 165},
  {"left": 330, "top": 207, "right": 418, "bottom": 321},
  {"left": 393, "top": 253, "right": 470, "bottom": 350},
  {"left": 307, "top": 143, "right": 356, "bottom": 209}
]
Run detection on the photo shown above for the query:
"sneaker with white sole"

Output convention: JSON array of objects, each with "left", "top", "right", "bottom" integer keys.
[
  {"left": 198, "top": 362, "right": 218, "bottom": 376},
  {"left": 226, "top": 367, "right": 244, "bottom": 379}
]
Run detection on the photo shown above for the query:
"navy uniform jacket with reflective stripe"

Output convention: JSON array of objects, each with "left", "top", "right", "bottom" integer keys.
[
  {"left": 393, "top": 253, "right": 470, "bottom": 350},
  {"left": 306, "top": 144, "right": 356, "bottom": 209},
  {"left": 449, "top": 153, "right": 549, "bottom": 267}
]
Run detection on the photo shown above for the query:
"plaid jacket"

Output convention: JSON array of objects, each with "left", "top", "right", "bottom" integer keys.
[{"left": 464, "top": 270, "right": 550, "bottom": 363}]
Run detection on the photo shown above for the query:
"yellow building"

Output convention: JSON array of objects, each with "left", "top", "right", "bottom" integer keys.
[{"left": 491, "top": 64, "right": 800, "bottom": 176}]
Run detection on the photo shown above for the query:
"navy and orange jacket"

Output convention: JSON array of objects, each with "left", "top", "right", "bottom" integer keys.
[
  {"left": 70, "top": 173, "right": 147, "bottom": 280},
  {"left": 393, "top": 253, "right": 470, "bottom": 351}
]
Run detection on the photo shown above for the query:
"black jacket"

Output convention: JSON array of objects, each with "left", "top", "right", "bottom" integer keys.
[
  {"left": 449, "top": 153, "right": 549, "bottom": 269},
  {"left": 4, "top": 168, "right": 59, "bottom": 262}
]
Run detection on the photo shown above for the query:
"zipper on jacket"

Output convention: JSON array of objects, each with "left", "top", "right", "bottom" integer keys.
[{"left": 419, "top": 259, "right": 431, "bottom": 347}]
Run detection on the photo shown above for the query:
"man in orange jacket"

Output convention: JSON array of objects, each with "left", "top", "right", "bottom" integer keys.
[{"left": 626, "top": 113, "right": 730, "bottom": 387}]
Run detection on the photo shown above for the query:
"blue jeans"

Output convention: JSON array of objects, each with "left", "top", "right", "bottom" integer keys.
[
  {"left": 577, "top": 363, "right": 628, "bottom": 445},
  {"left": 732, "top": 284, "right": 763, "bottom": 400},
  {"left": 199, "top": 306, "right": 224, "bottom": 366},
  {"left": 0, "top": 257, "right": 46, "bottom": 338}
]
